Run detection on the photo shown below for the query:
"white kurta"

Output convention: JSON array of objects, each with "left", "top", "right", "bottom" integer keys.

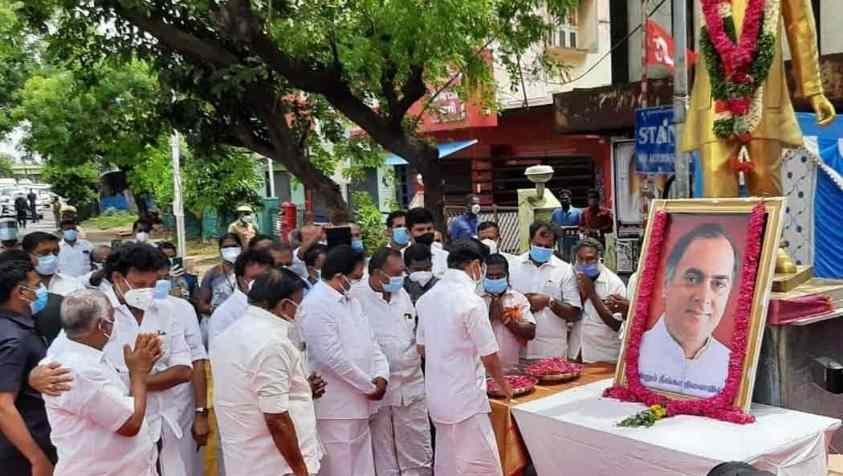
[
  {"left": 638, "top": 316, "right": 731, "bottom": 398},
  {"left": 481, "top": 289, "right": 536, "bottom": 370},
  {"left": 431, "top": 246, "right": 449, "bottom": 278},
  {"left": 57, "top": 239, "right": 93, "bottom": 277},
  {"left": 99, "top": 283, "right": 193, "bottom": 476},
  {"left": 578, "top": 266, "right": 627, "bottom": 364},
  {"left": 208, "top": 289, "right": 249, "bottom": 346},
  {"left": 416, "top": 269, "right": 503, "bottom": 476},
  {"left": 509, "top": 253, "right": 581, "bottom": 359},
  {"left": 44, "top": 339, "right": 157, "bottom": 476},
  {"left": 47, "top": 272, "right": 83, "bottom": 297},
  {"left": 351, "top": 283, "right": 432, "bottom": 476},
  {"left": 211, "top": 305, "right": 322, "bottom": 476},
  {"left": 299, "top": 281, "right": 389, "bottom": 476}
]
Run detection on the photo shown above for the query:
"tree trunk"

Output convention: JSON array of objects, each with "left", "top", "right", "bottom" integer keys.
[{"left": 408, "top": 144, "right": 446, "bottom": 231}]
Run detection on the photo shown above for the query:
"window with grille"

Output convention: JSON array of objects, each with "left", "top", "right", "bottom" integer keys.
[{"left": 550, "top": 10, "right": 579, "bottom": 49}]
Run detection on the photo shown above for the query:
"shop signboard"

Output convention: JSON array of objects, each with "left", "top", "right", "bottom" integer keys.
[{"left": 635, "top": 106, "right": 676, "bottom": 175}]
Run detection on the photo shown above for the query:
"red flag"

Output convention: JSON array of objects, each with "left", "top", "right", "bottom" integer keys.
[{"left": 645, "top": 20, "right": 697, "bottom": 72}]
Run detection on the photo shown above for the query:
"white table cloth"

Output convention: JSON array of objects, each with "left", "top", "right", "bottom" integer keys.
[{"left": 512, "top": 379, "right": 840, "bottom": 476}]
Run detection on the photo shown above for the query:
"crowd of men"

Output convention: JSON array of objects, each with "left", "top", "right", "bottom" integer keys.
[{"left": 0, "top": 197, "right": 634, "bottom": 476}]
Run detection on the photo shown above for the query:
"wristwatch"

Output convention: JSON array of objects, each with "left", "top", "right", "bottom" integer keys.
[{"left": 195, "top": 407, "right": 210, "bottom": 416}]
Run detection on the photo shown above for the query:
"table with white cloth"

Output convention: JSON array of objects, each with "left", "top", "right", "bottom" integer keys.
[{"left": 512, "top": 379, "right": 841, "bottom": 476}]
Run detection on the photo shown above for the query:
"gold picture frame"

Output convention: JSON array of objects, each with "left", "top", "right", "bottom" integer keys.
[{"left": 613, "top": 197, "right": 785, "bottom": 412}]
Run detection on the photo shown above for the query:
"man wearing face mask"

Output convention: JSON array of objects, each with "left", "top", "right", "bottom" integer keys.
[
  {"left": 402, "top": 244, "right": 438, "bottom": 305},
  {"left": 0, "top": 256, "right": 57, "bottom": 476},
  {"left": 95, "top": 243, "right": 194, "bottom": 476},
  {"left": 481, "top": 254, "right": 536, "bottom": 370},
  {"left": 351, "top": 248, "right": 432, "bottom": 476},
  {"left": 57, "top": 218, "right": 94, "bottom": 278},
  {"left": 509, "top": 222, "right": 581, "bottom": 360},
  {"left": 208, "top": 248, "right": 275, "bottom": 345},
  {"left": 228, "top": 205, "right": 259, "bottom": 248},
  {"left": 406, "top": 208, "right": 448, "bottom": 278},
  {"left": 212, "top": 269, "right": 323, "bottom": 476},
  {"left": 299, "top": 245, "right": 390, "bottom": 476},
  {"left": 449, "top": 194, "right": 481, "bottom": 242},
  {"left": 385, "top": 210, "right": 410, "bottom": 253},
  {"left": 43, "top": 289, "right": 162, "bottom": 476},
  {"left": 132, "top": 219, "right": 154, "bottom": 244},
  {"left": 571, "top": 239, "right": 626, "bottom": 364},
  {"left": 23, "top": 232, "right": 83, "bottom": 298},
  {"left": 290, "top": 224, "right": 326, "bottom": 282},
  {"left": 196, "top": 234, "right": 243, "bottom": 317},
  {"left": 416, "top": 239, "right": 511, "bottom": 476}
]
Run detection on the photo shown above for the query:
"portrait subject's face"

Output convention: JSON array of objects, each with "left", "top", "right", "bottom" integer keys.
[{"left": 663, "top": 236, "right": 736, "bottom": 349}]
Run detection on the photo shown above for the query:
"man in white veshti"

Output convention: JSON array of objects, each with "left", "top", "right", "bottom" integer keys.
[{"left": 638, "top": 223, "right": 737, "bottom": 398}]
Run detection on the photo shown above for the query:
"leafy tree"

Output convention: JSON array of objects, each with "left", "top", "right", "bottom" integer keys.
[
  {"left": 0, "top": 152, "right": 13, "bottom": 177},
  {"left": 352, "top": 191, "right": 388, "bottom": 251},
  {"left": 41, "top": 160, "right": 99, "bottom": 207},
  {"left": 25, "top": 0, "right": 577, "bottom": 225},
  {"left": 0, "top": 0, "right": 38, "bottom": 136}
]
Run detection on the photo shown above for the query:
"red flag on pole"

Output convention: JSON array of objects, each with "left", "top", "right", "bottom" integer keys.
[{"left": 645, "top": 19, "right": 697, "bottom": 73}]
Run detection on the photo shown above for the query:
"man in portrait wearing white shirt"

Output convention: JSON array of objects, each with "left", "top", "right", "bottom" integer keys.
[
  {"left": 384, "top": 210, "right": 411, "bottom": 253},
  {"left": 571, "top": 239, "right": 627, "bottom": 363},
  {"left": 57, "top": 218, "right": 94, "bottom": 278},
  {"left": 351, "top": 247, "right": 432, "bottom": 476},
  {"left": 44, "top": 289, "right": 161, "bottom": 476},
  {"left": 212, "top": 269, "right": 323, "bottom": 476},
  {"left": 639, "top": 224, "right": 737, "bottom": 398},
  {"left": 406, "top": 208, "right": 448, "bottom": 278},
  {"left": 208, "top": 248, "right": 275, "bottom": 345},
  {"left": 416, "top": 240, "right": 511, "bottom": 476},
  {"left": 481, "top": 253, "right": 536, "bottom": 370},
  {"left": 299, "top": 245, "right": 390, "bottom": 476},
  {"left": 509, "top": 222, "right": 582, "bottom": 360}
]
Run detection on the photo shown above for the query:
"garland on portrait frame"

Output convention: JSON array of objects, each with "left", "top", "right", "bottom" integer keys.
[{"left": 604, "top": 203, "right": 768, "bottom": 425}]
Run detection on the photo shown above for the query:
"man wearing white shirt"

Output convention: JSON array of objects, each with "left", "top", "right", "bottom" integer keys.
[
  {"left": 477, "top": 221, "right": 515, "bottom": 262},
  {"left": 212, "top": 269, "right": 323, "bottom": 476},
  {"left": 406, "top": 208, "right": 448, "bottom": 278},
  {"left": 509, "top": 222, "right": 582, "bottom": 360},
  {"left": 416, "top": 240, "right": 511, "bottom": 476},
  {"left": 22, "top": 231, "right": 83, "bottom": 297},
  {"left": 299, "top": 245, "right": 390, "bottom": 476},
  {"left": 98, "top": 243, "right": 194, "bottom": 476},
  {"left": 384, "top": 210, "right": 411, "bottom": 253},
  {"left": 639, "top": 224, "right": 737, "bottom": 398},
  {"left": 44, "top": 289, "right": 161, "bottom": 476},
  {"left": 57, "top": 219, "right": 94, "bottom": 278},
  {"left": 208, "top": 248, "right": 274, "bottom": 344},
  {"left": 352, "top": 248, "right": 432, "bottom": 476},
  {"left": 481, "top": 254, "right": 536, "bottom": 370},
  {"left": 571, "top": 239, "right": 627, "bottom": 363}
]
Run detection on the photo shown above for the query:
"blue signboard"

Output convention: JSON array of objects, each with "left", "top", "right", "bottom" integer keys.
[{"left": 635, "top": 106, "right": 676, "bottom": 175}]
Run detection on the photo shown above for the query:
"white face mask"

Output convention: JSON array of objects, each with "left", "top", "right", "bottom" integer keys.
[
  {"left": 135, "top": 232, "right": 149, "bottom": 243},
  {"left": 481, "top": 239, "right": 498, "bottom": 255},
  {"left": 125, "top": 288, "right": 155, "bottom": 312},
  {"left": 408, "top": 271, "right": 434, "bottom": 287},
  {"left": 221, "top": 246, "right": 242, "bottom": 264},
  {"left": 432, "top": 242, "right": 444, "bottom": 251},
  {"left": 471, "top": 204, "right": 482, "bottom": 215}
]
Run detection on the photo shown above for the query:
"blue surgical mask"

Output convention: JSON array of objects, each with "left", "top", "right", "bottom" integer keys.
[
  {"left": 351, "top": 239, "right": 365, "bottom": 252},
  {"left": 23, "top": 284, "right": 48, "bottom": 315},
  {"left": 63, "top": 229, "right": 79, "bottom": 242},
  {"left": 35, "top": 254, "right": 58, "bottom": 276},
  {"left": 392, "top": 227, "right": 410, "bottom": 247},
  {"left": 382, "top": 275, "right": 404, "bottom": 294},
  {"left": 484, "top": 277, "right": 508, "bottom": 295},
  {"left": 576, "top": 263, "right": 601, "bottom": 280},
  {"left": 529, "top": 245, "right": 553, "bottom": 264},
  {"left": 154, "top": 280, "right": 172, "bottom": 300}
]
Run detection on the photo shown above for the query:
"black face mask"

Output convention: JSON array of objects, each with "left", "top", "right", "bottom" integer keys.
[{"left": 415, "top": 233, "right": 435, "bottom": 246}]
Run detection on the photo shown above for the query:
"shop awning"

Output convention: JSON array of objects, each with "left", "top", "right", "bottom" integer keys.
[{"left": 384, "top": 139, "right": 479, "bottom": 166}]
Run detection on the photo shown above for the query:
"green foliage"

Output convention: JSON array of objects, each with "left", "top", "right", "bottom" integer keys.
[
  {"left": 351, "top": 191, "right": 388, "bottom": 251},
  {"left": 0, "top": 153, "right": 13, "bottom": 177},
  {"left": 82, "top": 210, "right": 136, "bottom": 230},
  {"left": 41, "top": 160, "right": 98, "bottom": 207},
  {"left": 128, "top": 138, "right": 262, "bottom": 217}
]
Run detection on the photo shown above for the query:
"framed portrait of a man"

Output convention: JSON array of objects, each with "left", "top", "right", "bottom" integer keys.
[{"left": 609, "top": 198, "right": 784, "bottom": 419}]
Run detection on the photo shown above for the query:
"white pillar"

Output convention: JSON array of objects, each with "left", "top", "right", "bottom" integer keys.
[
  {"left": 267, "top": 158, "right": 276, "bottom": 198},
  {"left": 171, "top": 132, "right": 187, "bottom": 258}
]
